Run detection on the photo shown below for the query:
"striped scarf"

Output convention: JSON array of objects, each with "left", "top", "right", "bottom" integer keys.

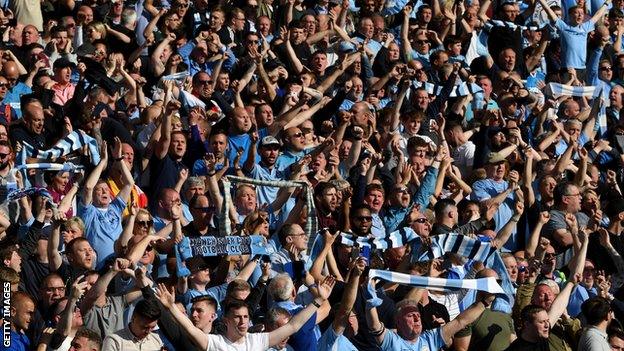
[
  {"left": 413, "top": 81, "right": 484, "bottom": 98},
  {"left": 17, "top": 131, "right": 101, "bottom": 166},
  {"left": 14, "top": 162, "right": 83, "bottom": 173},
  {"left": 548, "top": 83, "right": 607, "bottom": 135},
  {"left": 369, "top": 268, "right": 504, "bottom": 294},
  {"left": 485, "top": 19, "right": 543, "bottom": 32},
  {"left": 221, "top": 175, "right": 318, "bottom": 248}
]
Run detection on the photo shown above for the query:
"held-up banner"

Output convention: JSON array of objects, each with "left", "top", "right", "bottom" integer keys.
[{"left": 187, "top": 235, "right": 270, "bottom": 257}]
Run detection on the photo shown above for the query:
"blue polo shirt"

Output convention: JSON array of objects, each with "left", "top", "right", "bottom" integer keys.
[
  {"left": 380, "top": 328, "right": 445, "bottom": 351},
  {"left": 80, "top": 196, "right": 126, "bottom": 270},
  {"left": 6, "top": 330, "right": 30, "bottom": 350}
]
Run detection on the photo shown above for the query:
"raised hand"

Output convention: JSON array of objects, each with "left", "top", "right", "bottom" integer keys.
[
  {"left": 155, "top": 283, "right": 175, "bottom": 309},
  {"left": 70, "top": 275, "right": 88, "bottom": 300},
  {"left": 538, "top": 211, "right": 550, "bottom": 224},
  {"left": 316, "top": 275, "right": 336, "bottom": 300}
]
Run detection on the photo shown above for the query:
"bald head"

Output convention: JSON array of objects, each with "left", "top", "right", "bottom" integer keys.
[
  {"left": 476, "top": 268, "right": 499, "bottom": 279},
  {"left": 3, "top": 61, "right": 18, "bottom": 80}
]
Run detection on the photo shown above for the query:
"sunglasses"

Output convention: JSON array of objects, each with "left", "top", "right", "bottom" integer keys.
[
  {"left": 355, "top": 216, "right": 373, "bottom": 222},
  {"left": 192, "top": 206, "right": 215, "bottom": 212},
  {"left": 0, "top": 153, "right": 9, "bottom": 158},
  {"left": 0, "top": 83, "right": 8, "bottom": 88},
  {"left": 600, "top": 66, "right": 613, "bottom": 71},
  {"left": 146, "top": 245, "right": 153, "bottom": 252},
  {"left": 413, "top": 218, "right": 428, "bottom": 223},
  {"left": 198, "top": 79, "right": 213, "bottom": 85},
  {"left": 290, "top": 132, "right": 304, "bottom": 138},
  {"left": 416, "top": 40, "right": 430, "bottom": 45},
  {"left": 136, "top": 220, "right": 153, "bottom": 227},
  {"left": 544, "top": 253, "right": 556, "bottom": 259}
]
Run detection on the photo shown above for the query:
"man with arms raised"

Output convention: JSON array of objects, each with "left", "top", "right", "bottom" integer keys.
[{"left": 155, "top": 276, "right": 335, "bottom": 350}]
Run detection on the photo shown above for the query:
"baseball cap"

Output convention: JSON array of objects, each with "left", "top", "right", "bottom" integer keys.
[
  {"left": 260, "top": 136, "right": 280, "bottom": 147},
  {"left": 53, "top": 57, "right": 76, "bottom": 70}
]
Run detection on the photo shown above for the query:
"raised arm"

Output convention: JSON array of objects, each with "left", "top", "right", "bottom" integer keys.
[
  {"left": 47, "top": 213, "right": 65, "bottom": 272},
  {"left": 112, "top": 137, "right": 135, "bottom": 203},
  {"left": 591, "top": 0, "right": 611, "bottom": 24},
  {"left": 441, "top": 298, "right": 493, "bottom": 346},
  {"left": 536, "top": 0, "right": 559, "bottom": 22},
  {"left": 56, "top": 276, "right": 87, "bottom": 336},
  {"left": 81, "top": 141, "right": 108, "bottom": 206},
  {"left": 548, "top": 274, "right": 580, "bottom": 325},
  {"left": 156, "top": 284, "right": 209, "bottom": 350},
  {"left": 285, "top": 31, "right": 305, "bottom": 74},
  {"left": 332, "top": 257, "right": 365, "bottom": 334},
  {"left": 154, "top": 93, "right": 177, "bottom": 160},
  {"left": 80, "top": 258, "right": 128, "bottom": 311},
  {"left": 268, "top": 276, "right": 335, "bottom": 346}
]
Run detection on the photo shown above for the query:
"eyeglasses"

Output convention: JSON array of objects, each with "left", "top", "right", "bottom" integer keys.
[
  {"left": 0, "top": 83, "right": 9, "bottom": 88},
  {"left": 600, "top": 66, "right": 613, "bottom": 71},
  {"left": 66, "top": 23, "right": 76, "bottom": 28},
  {"left": 544, "top": 253, "right": 556, "bottom": 259},
  {"left": 136, "top": 220, "right": 153, "bottom": 227},
  {"left": 354, "top": 216, "right": 373, "bottom": 222},
  {"left": 46, "top": 286, "right": 66, "bottom": 293},
  {"left": 413, "top": 218, "right": 428, "bottom": 223},
  {"left": 290, "top": 132, "right": 304, "bottom": 138},
  {"left": 564, "top": 193, "right": 581, "bottom": 197},
  {"left": 0, "top": 153, "right": 9, "bottom": 159},
  {"left": 198, "top": 79, "right": 213, "bottom": 85},
  {"left": 247, "top": 40, "right": 259, "bottom": 44},
  {"left": 395, "top": 187, "right": 408, "bottom": 193}
]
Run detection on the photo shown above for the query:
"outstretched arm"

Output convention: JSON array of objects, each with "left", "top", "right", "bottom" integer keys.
[
  {"left": 269, "top": 276, "right": 336, "bottom": 346},
  {"left": 81, "top": 142, "right": 108, "bottom": 206},
  {"left": 156, "top": 284, "right": 209, "bottom": 350}
]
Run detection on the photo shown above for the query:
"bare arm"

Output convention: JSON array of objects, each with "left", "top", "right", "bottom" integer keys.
[
  {"left": 81, "top": 142, "right": 108, "bottom": 206},
  {"left": 269, "top": 277, "right": 335, "bottom": 346}
]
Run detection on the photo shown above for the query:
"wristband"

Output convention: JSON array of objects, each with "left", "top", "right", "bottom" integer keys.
[
  {"left": 207, "top": 171, "right": 216, "bottom": 176},
  {"left": 114, "top": 157, "right": 124, "bottom": 161},
  {"left": 307, "top": 283, "right": 318, "bottom": 289},
  {"left": 311, "top": 299, "right": 322, "bottom": 308}
]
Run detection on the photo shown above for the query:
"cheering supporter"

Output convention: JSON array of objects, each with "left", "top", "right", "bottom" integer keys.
[{"left": 11, "top": 0, "right": 624, "bottom": 350}]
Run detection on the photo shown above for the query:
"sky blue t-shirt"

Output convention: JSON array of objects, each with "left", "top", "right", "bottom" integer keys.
[
  {"left": 555, "top": 18, "right": 595, "bottom": 69},
  {"left": 3, "top": 82, "right": 32, "bottom": 119},
  {"left": 380, "top": 328, "right": 445, "bottom": 351},
  {"left": 80, "top": 196, "right": 126, "bottom": 270},
  {"left": 317, "top": 326, "right": 357, "bottom": 351},
  {"left": 470, "top": 178, "right": 517, "bottom": 251},
  {"left": 247, "top": 162, "right": 287, "bottom": 206}
]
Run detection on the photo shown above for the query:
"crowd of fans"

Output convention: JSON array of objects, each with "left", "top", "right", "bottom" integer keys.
[{"left": 4, "top": 0, "right": 624, "bottom": 349}]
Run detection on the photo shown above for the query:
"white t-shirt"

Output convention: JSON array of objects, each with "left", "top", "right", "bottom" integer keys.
[{"left": 206, "top": 333, "right": 269, "bottom": 351}]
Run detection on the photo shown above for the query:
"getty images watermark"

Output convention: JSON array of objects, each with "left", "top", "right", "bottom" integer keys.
[{"left": 2, "top": 282, "right": 10, "bottom": 347}]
